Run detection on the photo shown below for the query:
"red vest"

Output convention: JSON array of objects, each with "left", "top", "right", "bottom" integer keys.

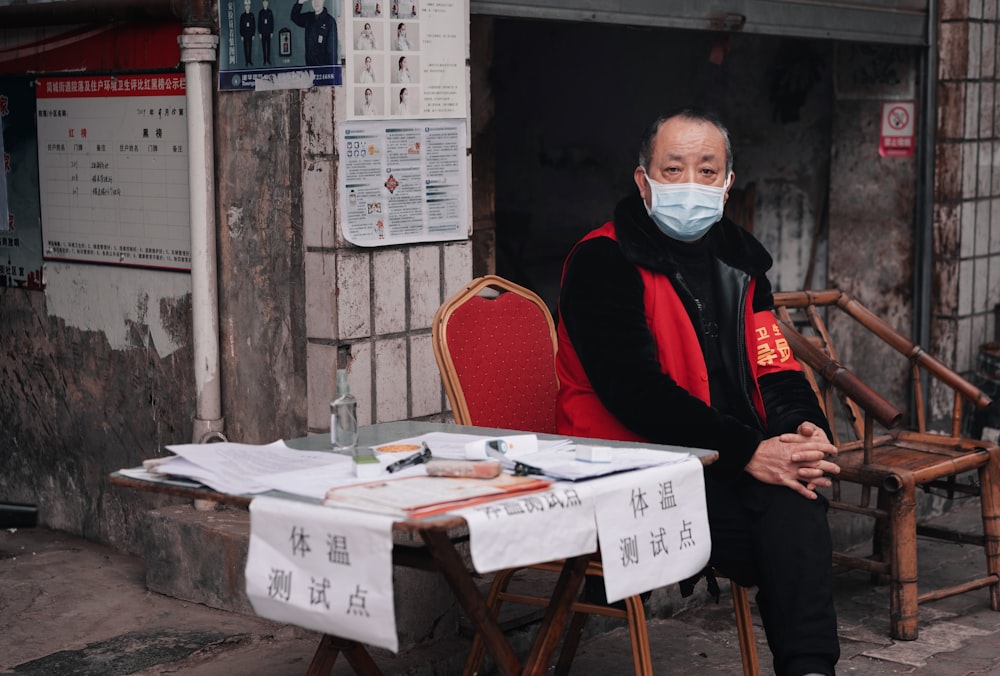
[{"left": 555, "top": 222, "right": 801, "bottom": 441}]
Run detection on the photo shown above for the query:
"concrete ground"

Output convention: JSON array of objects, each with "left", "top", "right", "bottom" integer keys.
[{"left": 3, "top": 497, "right": 1000, "bottom": 676}]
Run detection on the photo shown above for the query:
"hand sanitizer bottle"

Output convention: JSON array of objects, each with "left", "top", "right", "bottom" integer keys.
[{"left": 330, "top": 368, "right": 358, "bottom": 451}]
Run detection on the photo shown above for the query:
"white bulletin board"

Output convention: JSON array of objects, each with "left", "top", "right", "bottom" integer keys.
[{"left": 36, "top": 74, "right": 191, "bottom": 271}]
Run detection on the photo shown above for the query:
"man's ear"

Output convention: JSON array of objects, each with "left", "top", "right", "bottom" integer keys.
[
  {"left": 723, "top": 171, "right": 735, "bottom": 202},
  {"left": 633, "top": 166, "right": 649, "bottom": 201}
]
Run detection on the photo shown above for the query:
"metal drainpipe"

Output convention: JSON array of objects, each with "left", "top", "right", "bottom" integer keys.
[
  {"left": 914, "top": 1, "right": 938, "bottom": 415},
  {"left": 178, "top": 27, "right": 227, "bottom": 444}
]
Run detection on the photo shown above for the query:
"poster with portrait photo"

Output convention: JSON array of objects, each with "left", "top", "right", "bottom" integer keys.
[
  {"left": 218, "top": 0, "right": 345, "bottom": 91},
  {"left": 389, "top": 0, "right": 417, "bottom": 19},
  {"left": 344, "top": 0, "right": 463, "bottom": 119},
  {"left": 355, "top": 86, "right": 383, "bottom": 116}
]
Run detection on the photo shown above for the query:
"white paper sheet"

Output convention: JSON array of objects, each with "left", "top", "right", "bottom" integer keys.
[
  {"left": 245, "top": 496, "right": 399, "bottom": 652},
  {"left": 593, "top": 457, "right": 711, "bottom": 603},
  {"left": 159, "top": 440, "right": 349, "bottom": 494},
  {"left": 456, "top": 483, "right": 598, "bottom": 574}
]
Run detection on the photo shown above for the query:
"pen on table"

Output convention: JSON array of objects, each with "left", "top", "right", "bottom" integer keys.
[{"left": 385, "top": 442, "right": 432, "bottom": 473}]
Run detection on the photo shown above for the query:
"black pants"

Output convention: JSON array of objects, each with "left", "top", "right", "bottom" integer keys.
[{"left": 705, "top": 472, "right": 840, "bottom": 676}]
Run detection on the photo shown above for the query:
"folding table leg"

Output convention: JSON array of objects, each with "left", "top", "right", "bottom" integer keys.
[
  {"left": 307, "top": 635, "right": 384, "bottom": 676},
  {"left": 419, "top": 528, "right": 522, "bottom": 675},
  {"left": 521, "top": 554, "right": 590, "bottom": 675}
]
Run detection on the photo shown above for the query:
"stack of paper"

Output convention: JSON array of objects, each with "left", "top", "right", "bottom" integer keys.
[{"left": 154, "top": 441, "right": 351, "bottom": 495}]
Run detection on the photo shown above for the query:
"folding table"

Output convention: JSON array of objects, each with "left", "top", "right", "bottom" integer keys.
[{"left": 110, "top": 420, "right": 716, "bottom": 676}]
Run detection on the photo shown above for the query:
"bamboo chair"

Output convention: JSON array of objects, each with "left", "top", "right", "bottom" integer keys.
[
  {"left": 432, "top": 275, "right": 759, "bottom": 676},
  {"left": 773, "top": 289, "right": 1000, "bottom": 640}
]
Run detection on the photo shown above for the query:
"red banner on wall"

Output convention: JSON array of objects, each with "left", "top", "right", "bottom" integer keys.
[{"left": 0, "top": 22, "right": 183, "bottom": 76}]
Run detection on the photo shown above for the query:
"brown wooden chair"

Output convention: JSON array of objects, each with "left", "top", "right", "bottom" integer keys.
[
  {"left": 432, "top": 275, "right": 759, "bottom": 676},
  {"left": 773, "top": 289, "right": 1000, "bottom": 640}
]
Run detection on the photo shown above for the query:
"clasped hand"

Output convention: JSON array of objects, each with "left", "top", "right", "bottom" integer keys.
[{"left": 744, "top": 421, "right": 839, "bottom": 500}]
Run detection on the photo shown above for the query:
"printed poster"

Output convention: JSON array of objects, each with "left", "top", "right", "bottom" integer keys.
[
  {"left": 346, "top": 0, "right": 466, "bottom": 119},
  {"left": 218, "top": 0, "right": 345, "bottom": 91},
  {"left": 35, "top": 75, "right": 191, "bottom": 271},
  {"left": 339, "top": 118, "right": 468, "bottom": 246},
  {"left": 0, "top": 77, "right": 44, "bottom": 288}
]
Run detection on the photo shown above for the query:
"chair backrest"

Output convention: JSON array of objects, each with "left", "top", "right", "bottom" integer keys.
[
  {"left": 772, "top": 289, "right": 990, "bottom": 444},
  {"left": 432, "top": 275, "right": 559, "bottom": 433}
]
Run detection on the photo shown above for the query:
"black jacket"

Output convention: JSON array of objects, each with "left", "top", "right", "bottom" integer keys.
[{"left": 558, "top": 193, "right": 830, "bottom": 477}]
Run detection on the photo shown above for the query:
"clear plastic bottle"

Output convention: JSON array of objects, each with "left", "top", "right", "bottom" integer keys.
[{"left": 330, "top": 369, "right": 358, "bottom": 452}]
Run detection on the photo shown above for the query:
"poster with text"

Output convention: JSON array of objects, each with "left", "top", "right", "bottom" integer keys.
[
  {"left": 218, "top": 0, "right": 345, "bottom": 91},
  {"left": 36, "top": 74, "right": 191, "bottom": 271},
  {"left": 346, "top": 0, "right": 466, "bottom": 119},
  {"left": 339, "top": 118, "right": 468, "bottom": 246},
  {"left": 0, "top": 77, "right": 44, "bottom": 289}
]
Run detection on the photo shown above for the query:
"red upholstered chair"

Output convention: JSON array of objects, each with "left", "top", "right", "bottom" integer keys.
[
  {"left": 432, "top": 275, "right": 759, "bottom": 676},
  {"left": 431, "top": 275, "right": 559, "bottom": 435}
]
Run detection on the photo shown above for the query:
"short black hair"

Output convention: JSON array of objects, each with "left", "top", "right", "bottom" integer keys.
[{"left": 638, "top": 107, "right": 733, "bottom": 176}]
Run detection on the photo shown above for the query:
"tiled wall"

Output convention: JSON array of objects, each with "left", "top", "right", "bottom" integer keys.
[
  {"left": 936, "top": 0, "right": 1000, "bottom": 379},
  {"left": 299, "top": 88, "right": 472, "bottom": 433}
]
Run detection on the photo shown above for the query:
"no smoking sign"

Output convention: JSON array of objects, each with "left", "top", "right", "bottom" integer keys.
[{"left": 879, "top": 101, "right": 916, "bottom": 158}]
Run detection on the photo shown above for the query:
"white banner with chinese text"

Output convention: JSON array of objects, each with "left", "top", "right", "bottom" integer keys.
[
  {"left": 457, "top": 484, "right": 598, "bottom": 574},
  {"left": 246, "top": 496, "right": 399, "bottom": 652},
  {"left": 594, "top": 458, "right": 711, "bottom": 603}
]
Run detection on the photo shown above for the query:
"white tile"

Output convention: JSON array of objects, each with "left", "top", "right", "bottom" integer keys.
[
  {"left": 965, "top": 82, "right": 980, "bottom": 140},
  {"left": 977, "top": 199, "right": 993, "bottom": 254},
  {"left": 980, "top": 79, "right": 996, "bottom": 138},
  {"left": 979, "top": 142, "right": 994, "bottom": 196},
  {"left": 375, "top": 337, "right": 408, "bottom": 422},
  {"left": 961, "top": 200, "right": 977, "bottom": 258},
  {"left": 302, "top": 157, "right": 336, "bottom": 249},
  {"left": 337, "top": 252, "right": 372, "bottom": 339},
  {"left": 442, "top": 241, "right": 473, "bottom": 300},
  {"left": 410, "top": 333, "right": 443, "bottom": 418},
  {"left": 409, "top": 246, "right": 442, "bottom": 330},
  {"left": 963, "top": 142, "right": 980, "bottom": 198},
  {"left": 983, "top": 22, "right": 997, "bottom": 79},
  {"left": 347, "top": 342, "right": 373, "bottom": 427},
  {"left": 975, "top": 256, "right": 990, "bottom": 313},
  {"left": 992, "top": 198, "right": 1000, "bottom": 254},
  {"left": 306, "top": 342, "right": 337, "bottom": 432},
  {"left": 959, "top": 258, "right": 975, "bottom": 315},
  {"left": 968, "top": 20, "right": 983, "bottom": 78},
  {"left": 373, "top": 249, "right": 407, "bottom": 335},
  {"left": 305, "top": 251, "right": 337, "bottom": 340}
]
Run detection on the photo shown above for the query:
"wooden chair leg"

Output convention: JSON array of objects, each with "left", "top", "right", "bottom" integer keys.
[
  {"left": 463, "top": 569, "right": 518, "bottom": 676},
  {"left": 888, "top": 476, "right": 919, "bottom": 640},
  {"left": 624, "top": 594, "right": 653, "bottom": 676},
  {"left": 730, "top": 582, "right": 760, "bottom": 676},
  {"left": 979, "top": 452, "right": 1000, "bottom": 611}
]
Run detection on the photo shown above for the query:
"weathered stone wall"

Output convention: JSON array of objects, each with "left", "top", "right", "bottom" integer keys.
[{"left": 0, "top": 277, "right": 196, "bottom": 552}]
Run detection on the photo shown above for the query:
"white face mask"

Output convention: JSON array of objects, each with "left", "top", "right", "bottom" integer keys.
[{"left": 643, "top": 171, "right": 730, "bottom": 242}]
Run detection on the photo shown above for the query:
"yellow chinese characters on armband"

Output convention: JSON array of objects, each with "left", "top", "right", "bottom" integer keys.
[{"left": 755, "top": 321, "right": 794, "bottom": 367}]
